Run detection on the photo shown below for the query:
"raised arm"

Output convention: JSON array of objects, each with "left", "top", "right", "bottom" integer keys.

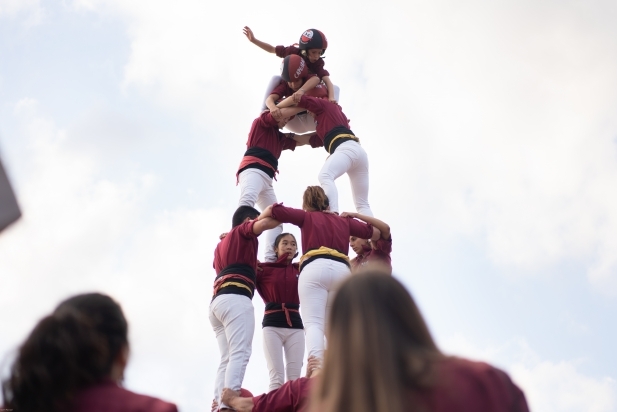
[
  {"left": 265, "top": 94, "right": 282, "bottom": 119},
  {"left": 252, "top": 216, "right": 280, "bottom": 235},
  {"left": 243, "top": 26, "right": 275, "bottom": 53},
  {"left": 342, "top": 212, "right": 390, "bottom": 240}
]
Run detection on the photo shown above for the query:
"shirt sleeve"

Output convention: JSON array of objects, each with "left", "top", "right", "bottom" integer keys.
[
  {"left": 275, "top": 45, "right": 299, "bottom": 58},
  {"left": 309, "top": 134, "right": 324, "bottom": 148},
  {"left": 373, "top": 237, "right": 392, "bottom": 254},
  {"left": 271, "top": 203, "right": 306, "bottom": 226},
  {"left": 348, "top": 218, "right": 374, "bottom": 239},
  {"left": 270, "top": 80, "right": 289, "bottom": 98},
  {"left": 252, "top": 378, "right": 310, "bottom": 412},
  {"left": 311, "top": 58, "right": 330, "bottom": 78},
  {"left": 238, "top": 220, "right": 258, "bottom": 238},
  {"left": 257, "top": 111, "right": 279, "bottom": 128},
  {"left": 281, "top": 134, "right": 297, "bottom": 151},
  {"left": 297, "top": 95, "right": 327, "bottom": 114}
]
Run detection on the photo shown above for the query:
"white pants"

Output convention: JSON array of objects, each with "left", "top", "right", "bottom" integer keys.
[
  {"left": 238, "top": 168, "right": 281, "bottom": 262},
  {"left": 262, "top": 327, "right": 305, "bottom": 391},
  {"left": 298, "top": 259, "right": 350, "bottom": 360},
  {"left": 209, "top": 294, "right": 255, "bottom": 408},
  {"left": 318, "top": 140, "right": 373, "bottom": 216},
  {"left": 261, "top": 75, "right": 341, "bottom": 134}
]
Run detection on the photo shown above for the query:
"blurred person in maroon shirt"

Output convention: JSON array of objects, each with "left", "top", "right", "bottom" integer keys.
[
  {"left": 256, "top": 233, "right": 304, "bottom": 391},
  {"left": 258, "top": 186, "right": 380, "bottom": 362},
  {"left": 1, "top": 293, "right": 177, "bottom": 412},
  {"left": 342, "top": 211, "right": 393, "bottom": 274}
]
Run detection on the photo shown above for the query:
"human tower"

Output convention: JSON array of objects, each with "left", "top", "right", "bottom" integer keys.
[{"left": 209, "top": 27, "right": 393, "bottom": 411}]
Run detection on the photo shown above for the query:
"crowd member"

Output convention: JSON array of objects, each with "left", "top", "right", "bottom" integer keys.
[
  {"left": 342, "top": 211, "right": 392, "bottom": 274},
  {"left": 237, "top": 110, "right": 319, "bottom": 262},
  {"left": 265, "top": 55, "right": 329, "bottom": 134},
  {"left": 256, "top": 233, "right": 305, "bottom": 391},
  {"left": 258, "top": 186, "right": 380, "bottom": 361},
  {"left": 210, "top": 206, "right": 280, "bottom": 410},
  {"left": 1, "top": 293, "right": 177, "bottom": 412},
  {"left": 221, "top": 357, "right": 321, "bottom": 412},
  {"left": 243, "top": 27, "right": 336, "bottom": 103},
  {"left": 310, "top": 272, "right": 530, "bottom": 412},
  {"left": 276, "top": 95, "right": 372, "bottom": 216}
]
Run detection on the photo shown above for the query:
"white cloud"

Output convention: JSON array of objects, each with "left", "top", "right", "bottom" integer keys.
[
  {"left": 0, "top": 0, "right": 43, "bottom": 26},
  {"left": 442, "top": 335, "right": 617, "bottom": 412}
]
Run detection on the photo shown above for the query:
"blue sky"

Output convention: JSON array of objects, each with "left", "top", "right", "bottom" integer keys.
[{"left": 1, "top": 0, "right": 617, "bottom": 410}]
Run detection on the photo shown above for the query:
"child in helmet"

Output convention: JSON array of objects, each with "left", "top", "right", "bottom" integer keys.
[{"left": 244, "top": 27, "right": 339, "bottom": 107}]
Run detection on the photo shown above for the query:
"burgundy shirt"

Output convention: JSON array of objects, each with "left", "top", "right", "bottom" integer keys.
[
  {"left": 245, "top": 112, "right": 296, "bottom": 158},
  {"left": 275, "top": 45, "right": 329, "bottom": 78},
  {"left": 213, "top": 220, "right": 258, "bottom": 274},
  {"left": 250, "top": 358, "right": 528, "bottom": 412},
  {"left": 256, "top": 254, "right": 301, "bottom": 304},
  {"left": 351, "top": 237, "right": 393, "bottom": 274},
  {"left": 72, "top": 380, "right": 178, "bottom": 412},
  {"left": 270, "top": 204, "right": 373, "bottom": 255},
  {"left": 252, "top": 377, "right": 311, "bottom": 412},
  {"left": 296, "top": 95, "right": 349, "bottom": 143},
  {"left": 270, "top": 78, "right": 328, "bottom": 100}
]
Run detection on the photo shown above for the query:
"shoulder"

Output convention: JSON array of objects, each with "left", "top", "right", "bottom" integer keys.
[{"left": 74, "top": 382, "right": 178, "bottom": 412}]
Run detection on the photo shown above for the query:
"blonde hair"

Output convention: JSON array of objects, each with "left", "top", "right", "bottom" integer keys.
[
  {"left": 309, "top": 272, "right": 442, "bottom": 412},
  {"left": 302, "top": 186, "right": 329, "bottom": 211}
]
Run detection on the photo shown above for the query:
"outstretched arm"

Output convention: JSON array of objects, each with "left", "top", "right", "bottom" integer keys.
[
  {"left": 341, "top": 212, "right": 390, "bottom": 240},
  {"left": 243, "top": 26, "right": 275, "bottom": 53},
  {"left": 252, "top": 216, "right": 280, "bottom": 235},
  {"left": 291, "top": 76, "right": 321, "bottom": 103},
  {"left": 271, "top": 106, "right": 306, "bottom": 121}
]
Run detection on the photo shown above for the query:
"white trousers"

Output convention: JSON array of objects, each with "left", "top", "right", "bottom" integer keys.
[
  {"left": 262, "top": 327, "right": 305, "bottom": 392},
  {"left": 261, "top": 75, "right": 341, "bottom": 134},
  {"left": 318, "top": 140, "right": 373, "bottom": 216},
  {"left": 298, "top": 259, "right": 350, "bottom": 360},
  {"left": 238, "top": 168, "right": 281, "bottom": 262},
  {"left": 209, "top": 294, "right": 255, "bottom": 408}
]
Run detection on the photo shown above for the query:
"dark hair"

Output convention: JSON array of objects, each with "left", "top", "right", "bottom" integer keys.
[
  {"left": 2, "top": 293, "right": 128, "bottom": 412},
  {"left": 273, "top": 233, "right": 297, "bottom": 257},
  {"left": 310, "top": 272, "right": 442, "bottom": 412},
  {"left": 302, "top": 186, "right": 329, "bottom": 211},
  {"left": 232, "top": 205, "right": 260, "bottom": 227}
]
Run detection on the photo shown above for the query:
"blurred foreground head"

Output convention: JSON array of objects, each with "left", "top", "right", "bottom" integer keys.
[
  {"left": 311, "top": 271, "right": 441, "bottom": 412},
  {"left": 2, "top": 293, "right": 129, "bottom": 412}
]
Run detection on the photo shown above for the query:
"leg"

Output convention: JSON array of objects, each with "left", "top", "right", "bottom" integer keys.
[
  {"left": 209, "top": 302, "right": 229, "bottom": 406},
  {"left": 298, "top": 259, "right": 331, "bottom": 360},
  {"left": 261, "top": 75, "right": 282, "bottom": 111},
  {"left": 262, "top": 327, "right": 286, "bottom": 392},
  {"left": 212, "top": 295, "right": 255, "bottom": 396},
  {"left": 255, "top": 179, "right": 281, "bottom": 263},
  {"left": 345, "top": 143, "right": 373, "bottom": 216},
  {"left": 283, "top": 328, "right": 305, "bottom": 381},
  {"left": 318, "top": 149, "right": 353, "bottom": 214},
  {"left": 238, "top": 169, "right": 269, "bottom": 208}
]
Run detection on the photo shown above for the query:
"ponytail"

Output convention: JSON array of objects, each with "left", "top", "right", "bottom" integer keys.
[{"left": 302, "top": 186, "right": 329, "bottom": 211}]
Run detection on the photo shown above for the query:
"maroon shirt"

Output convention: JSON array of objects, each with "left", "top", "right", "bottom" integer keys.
[
  {"left": 270, "top": 204, "right": 373, "bottom": 255},
  {"left": 256, "top": 254, "right": 301, "bottom": 305},
  {"left": 213, "top": 220, "right": 258, "bottom": 274},
  {"left": 296, "top": 95, "right": 350, "bottom": 143},
  {"left": 72, "top": 380, "right": 178, "bottom": 412},
  {"left": 275, "top": 45, "right": 329, "bottom": 78},
  {"left": 351, "top": 237, "right": 393, "bottom": 274},
  {"left": 245, "top": 111, "right": 296, "bottom": 159},
  {"left": 252, "top": 377, "right": 311, "bottom": 412},
  {"left": 250, "top": 358, "right": 528, "bottom": 412}
]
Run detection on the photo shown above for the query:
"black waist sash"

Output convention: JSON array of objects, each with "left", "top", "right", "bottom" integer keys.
[
  {"left": 212, "top": 264, "right": 256, "bottom": 301},
  {"left": 238, "top": 147, "right": 279, "bottom": 179},
  {"left": 323, "top": 126, "right": 355, "bottom": 154},
  {"left": 263, "top": 302, "right": 303, "bottom": 329}
]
